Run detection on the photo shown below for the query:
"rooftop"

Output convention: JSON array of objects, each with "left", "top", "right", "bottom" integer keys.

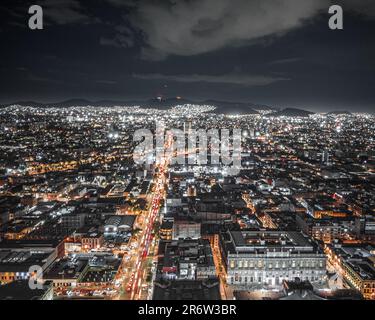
[
  {"left": 0, "top": 280, "right": 53, "bottom": 300},
  {"left": 153, "top": 279, "right": 220, "bottom": 300},
  {"left": 224, "top": 230, "right": 321, "bottom": 254}
]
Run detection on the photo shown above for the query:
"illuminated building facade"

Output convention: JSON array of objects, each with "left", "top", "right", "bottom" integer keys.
[{"left": 221, "top": 231, "right": 326, "bottom": 288}]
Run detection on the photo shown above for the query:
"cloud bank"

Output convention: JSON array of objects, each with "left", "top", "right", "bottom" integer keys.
[{"left": 128, "top": 0, "right": 327, "bottom": 59}]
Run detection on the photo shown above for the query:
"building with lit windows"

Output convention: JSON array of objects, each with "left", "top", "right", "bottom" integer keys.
[
  {"left": 0, "top": 250, "right": 56, "bottom": 285},
  {"left": 221, "top": 230, "right": 326, "bottom": 289},
  {"left": 81, "top": 232, "right": 104, "bottom": 250},
  {"left": 325, "top": 244, "right": 375, "bottom": 300},
  {"left": 160, "top": 219, "right": 173, "bottom": 240}
]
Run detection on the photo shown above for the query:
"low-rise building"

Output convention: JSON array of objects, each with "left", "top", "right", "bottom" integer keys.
[
  {"left": 172, "top": 219, "right": 201, "bottom": 240},
  {"left": 325, "top": 244, "right": 375, "bottom": 300},
  {"left": 221, "top": 230, "right": 326, "bottom": 288},
  {"left": 104, "top": 215, "right": 136, "bottom": 235},
  {"left": 160, "top": 219, "right": 173, "bottom": 241},
  {"left": 0, "top": 280, "right": 54, "bottom": 300},
  {"left": 161, "top": 239, "right": 216, "bottom": 281},
  {"left": 81, "top": 232, "right": 104, "bottom": 250},
  {"left": 0, "top": 249, "right": 56, "bottom": 285}
]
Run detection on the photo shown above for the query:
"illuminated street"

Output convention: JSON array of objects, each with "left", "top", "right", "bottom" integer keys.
[{"left": 117, "top": 134, "right": 173, "bottom": 300}]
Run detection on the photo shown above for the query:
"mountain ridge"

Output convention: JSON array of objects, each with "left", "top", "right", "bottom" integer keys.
[
  {"left": 0, "top": 98, "right": 278, "bottom": 115},
  {"left": 265, "top": 107, "right": 315, "bottom": 117},
  {"left": 1, "top": 99, "right": 355, "bottom": 116}
]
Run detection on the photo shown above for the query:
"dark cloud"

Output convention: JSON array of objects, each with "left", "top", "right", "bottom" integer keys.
[
  {"left": 110, "top": 0, "right": 375, "bottom": 60},
  {"left": 106, "top": 0, "right": 137, "bottom": 8},
  {"left": 268, "top": 57, "right": 302, "bottom": 65},
  {"left": 340, "top": 0, "right": 375, "bottom": 18},
  {"left": 41, "top": 0, "right": 92, "bottom": 25},
  {"left": 126, "top": 0, "right": 327, "bottom": 59},
  {"left": 95, "top": 79, "right": 118, "bottom": 85},
  {"left": 100, "top": 33, "right": 134, "bottom": 48}
]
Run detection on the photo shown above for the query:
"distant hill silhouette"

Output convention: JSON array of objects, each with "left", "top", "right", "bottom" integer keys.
[
  {"left": 202, "top": 100, "right": 276, "bottom": 115},
  {"left": 327, "top": 110, "right": 352, "bottom": 116},
  {"left": 266, "top": 108, "right": 315, "bottom": 117},
  {"left": 0, "top": 98, "right": 277, "bottom": 115}
]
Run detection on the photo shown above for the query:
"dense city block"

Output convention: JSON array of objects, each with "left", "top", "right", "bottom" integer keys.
[{"left": 0, "top": 104, "right": 374, "bottom": 300}]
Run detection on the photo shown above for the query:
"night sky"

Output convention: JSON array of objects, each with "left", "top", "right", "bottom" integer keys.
[{"left": 1, "top": 0, "right": 374, "bottom": 112}]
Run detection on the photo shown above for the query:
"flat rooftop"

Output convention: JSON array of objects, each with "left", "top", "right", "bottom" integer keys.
[
  {"left": 231, "top": 231, "right": 311, "bottom": 247},
  {"left": 0, "top": 280, "right": 52, "bottom": 300},
  {"left": 331, "top": 245, "right": 375, "bottom": 280},
  {"left": 0, "top": 250, "right": 52, "bottom": 272},
  {"left": 225, "top": 231, "right": 319, "bottom": 254},
  {"left": 44, "top": 258, "right": 88, "bottom": 280},
  {"left": 153, "top": 279, "right": 220, "bottom": 300}
]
